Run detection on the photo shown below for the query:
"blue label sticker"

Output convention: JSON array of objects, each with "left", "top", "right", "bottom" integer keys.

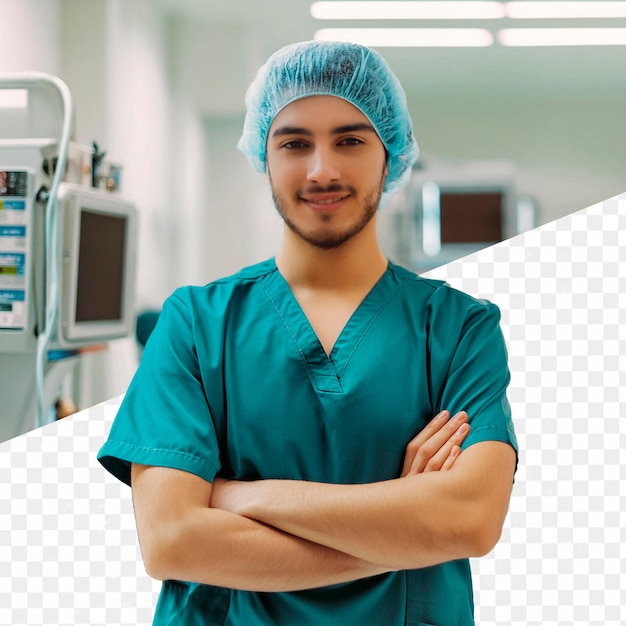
[
  {"left": 0, "top": 253, "right": 26, "bottom": 275},
  {"left": 0, "top": 290, "right": 25, "bottom": 302},
  {"left": 0, "top": 226, "right": 26, "bottom": 238},
  {"left": 0, "top": 253, "right": 26, "bottom": 265},
  {"left": 0, "top": 200, "right": 26, "bottom": 210}
]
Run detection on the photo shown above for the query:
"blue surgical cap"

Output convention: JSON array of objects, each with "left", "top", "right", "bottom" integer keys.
[{"left": 237, "top": 40, "right": 419, "bottom": 200}]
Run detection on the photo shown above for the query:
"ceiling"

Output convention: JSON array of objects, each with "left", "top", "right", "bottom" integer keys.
[{"left": 154, "top": 0, "right": 626, "bottom": 96}]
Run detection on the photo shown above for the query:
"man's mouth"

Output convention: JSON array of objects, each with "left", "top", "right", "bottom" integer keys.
[{"left": 300, "top": 193, "right": 351, "bottom": 208}]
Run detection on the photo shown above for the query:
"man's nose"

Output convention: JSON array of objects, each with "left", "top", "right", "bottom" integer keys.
[{"left": 307, "top": 146, "right": 340, "bottom": 185}]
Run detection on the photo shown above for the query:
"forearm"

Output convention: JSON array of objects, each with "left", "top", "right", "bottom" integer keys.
[
  {"left": 215, "top": 442, "right": 515, "bottom": 570},
  {"left": 224, "top": 475, "right": 472, "bottom": 570},
  {"left": 131, "top": 465, "right": 389, "bottom": 592},
  {"left": 146, "top": 507, "right": 389, "bottom": 591}
]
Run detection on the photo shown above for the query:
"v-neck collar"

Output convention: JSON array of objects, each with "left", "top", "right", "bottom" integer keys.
[{"left": 260, "top": 259, "right": 408, "bottom": 393}]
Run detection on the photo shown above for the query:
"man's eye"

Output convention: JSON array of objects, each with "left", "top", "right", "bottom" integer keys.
[
  {"left": 282, "top": 140, "right": 308, "bottom": 150},
  {"left": 339, "top": 137, "right": 363, "bottom": 146}
]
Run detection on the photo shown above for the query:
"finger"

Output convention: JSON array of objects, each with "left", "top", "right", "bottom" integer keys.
[
  {"left": 407, "top": 412, "right": 468, "bottom": 475},
  {"left": 422, "top": 423, "right": 469, "bottom": 473},
  {"left": 401, "top": 411, "right": 450, "bottom": 476},
  {"left": 410, "top": 410, "right": 450, "bottom": 448},
  {"left": 420, "top": 421, "right": 469, "bottom": 473},
  {"left": 441, "top": 445, "right": 461, "bottom": 471},
  {"left": 401, "top": 411, "right": 459, "bottom": 476},
  {"left": 409, "top": 412, "right": 467, "bottom": 474}
]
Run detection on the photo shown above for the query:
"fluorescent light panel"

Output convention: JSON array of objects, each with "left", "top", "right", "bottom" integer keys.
[
  {"left": 314, "top": 28, "right": 494, "bottom": 46},
  {"left": 498, "top": 27, "right": 626, "bottom": 45},
  {"left": 311, "top": 1, "right": 505, "bottom": 20},
  {"left": 315, "top": 26, "right": 626, "bottom": 46},
  {"left": 312, "top": 1, "right": 626, "bottom": 46},
  {"left": 311, "top": 1, "right": 626, "bottom": 20},
  {"left": 507, "top": 2, "right": 626, "bottom": 19}
]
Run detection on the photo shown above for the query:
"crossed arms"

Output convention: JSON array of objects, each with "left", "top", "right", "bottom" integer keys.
[{"left": 131, "top": 410, "right": 516, "bottom": 592}]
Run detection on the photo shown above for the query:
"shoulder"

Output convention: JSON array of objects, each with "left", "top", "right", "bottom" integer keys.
[
  {"left": 147, "top": 260, "right": 278, "bottom": 347},
  {"left": 165, "top": 258, "right": 277, "bottom": 314}
]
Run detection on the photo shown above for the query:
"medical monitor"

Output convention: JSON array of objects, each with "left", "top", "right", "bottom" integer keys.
[
  {"left": 57, "top": 183, "right": 137, "bottom": 347},
  {"left": 413, "top": 180, "right": 519, "bottom": 270}
]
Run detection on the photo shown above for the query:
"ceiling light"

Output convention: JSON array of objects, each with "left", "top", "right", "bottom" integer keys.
[
  {"left": 311, "top": 1, "right": 506, "bottom": 20},
  {"left": 314, "top": 28, "right": 494, "bottom": 46},
  {"left": 311, "top": 1, "right": 626, "bottom": 20},
  {"left": 498, "top": 28, "right": 626, "bottom": 46},
  {"left": 506, "top": 2, "right": 626, "bottom": 19}
]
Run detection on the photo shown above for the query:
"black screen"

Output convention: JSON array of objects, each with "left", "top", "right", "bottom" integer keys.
[
  {"left": 75, "top": 209, "right": 127, "bottom": 322},
  {"left": 439, "top": 191, "right": 503, "bottom": 244}
]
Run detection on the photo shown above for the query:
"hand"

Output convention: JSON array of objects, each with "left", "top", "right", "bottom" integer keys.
[{"left": 400, "top": 411, "right": 470, "bottom": 477}]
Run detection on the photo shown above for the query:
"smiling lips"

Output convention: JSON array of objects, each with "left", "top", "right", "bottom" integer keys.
[{"left": 300, "top": 192, "right": 351, "bottom": 210}]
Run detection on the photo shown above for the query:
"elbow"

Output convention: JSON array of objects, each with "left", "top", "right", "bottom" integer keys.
[
  {"left": 464, "top": 513, "right": 505, "bottom": 558},
  {"left": 142, "top": 550, "right": 168, "bottom": 582},
  {"left": 388, "top": 514, "right": 505, "bottom": 570},
  {"left": 468, "top": 526, "right": 502, "bottom": 558},
  {"left": 138, "top": 524, "right": 181, "bottom": 581},
  {"left": 141, "top": 543, "right": 169, "bottom": 581}
]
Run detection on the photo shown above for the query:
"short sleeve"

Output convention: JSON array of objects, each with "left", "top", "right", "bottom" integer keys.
[
  {"left": 428, "top": 287, "right": 518, "bottom": 461},
  {"left": 97, "top": 289, "right": 222, "bottom": 486}
]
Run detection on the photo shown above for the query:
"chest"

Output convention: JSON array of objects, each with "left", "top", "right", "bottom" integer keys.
[
  {"left": 215, "top": 294, "right": 435, "bottom": 483},
  {"left": 292, "top": 289, "right": 367, "bottom": 356}
]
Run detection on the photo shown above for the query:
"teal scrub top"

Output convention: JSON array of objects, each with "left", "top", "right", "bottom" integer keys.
[{"left": 98, "top": 258, "right": 518, "bottom": 626}]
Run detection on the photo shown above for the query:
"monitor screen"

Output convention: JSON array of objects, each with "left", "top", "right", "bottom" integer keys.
[
  {"left": 75, "top": 210, "right": 126, "bottom": 323},
  {"left": 439, "top": 191, "right": 504, "bottom": 244}
]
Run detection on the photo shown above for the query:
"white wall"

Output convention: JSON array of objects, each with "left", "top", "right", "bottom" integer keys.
[
  {"left": 0, "top": 0, "right": 60, "bottom": 74},
  {"left": 59, "top": 0, "right": 107, "bottom": 145},
  {"left": 409, "top": 90, "right": 626, "bottom": 225},
  {"left": 166, "top": 18, "right": 283, "bottom": 283}
]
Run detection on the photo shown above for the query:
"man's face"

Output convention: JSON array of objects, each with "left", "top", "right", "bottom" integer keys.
[{"left": 266, "top": 95, "right": 388, "bottom": 250}]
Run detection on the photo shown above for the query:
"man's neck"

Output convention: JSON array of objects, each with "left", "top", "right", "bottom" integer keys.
[{"left": 275, "top": 222, "right": 388, "bottom": 293}]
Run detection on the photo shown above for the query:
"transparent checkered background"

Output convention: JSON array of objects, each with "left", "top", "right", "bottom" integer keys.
[{"left": 1, "top": 193, "right": 624, "bottom": 625}]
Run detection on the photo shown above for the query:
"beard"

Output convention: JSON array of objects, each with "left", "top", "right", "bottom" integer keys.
[{"left": 270, "top": 172, "right": 386, "bottom": 251}]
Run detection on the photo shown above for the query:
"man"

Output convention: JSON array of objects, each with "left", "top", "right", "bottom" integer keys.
[{"left": 98, "top": 41, "right": 518, "bottom": 625}]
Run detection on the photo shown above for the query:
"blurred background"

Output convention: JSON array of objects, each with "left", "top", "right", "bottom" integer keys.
[{"left": 0, "top": 0, "right": 624, "bottom": 431}]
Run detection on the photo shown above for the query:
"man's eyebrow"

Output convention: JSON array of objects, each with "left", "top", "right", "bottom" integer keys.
[
  {"left": 331, "top": 123, "right": 376, "bottom": 135},
  {"left": 271, "top": 126, "right": 313, "bottom": 138},
  {"left": 270, "top": 122, "right": 376, "bottom": 138}
]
